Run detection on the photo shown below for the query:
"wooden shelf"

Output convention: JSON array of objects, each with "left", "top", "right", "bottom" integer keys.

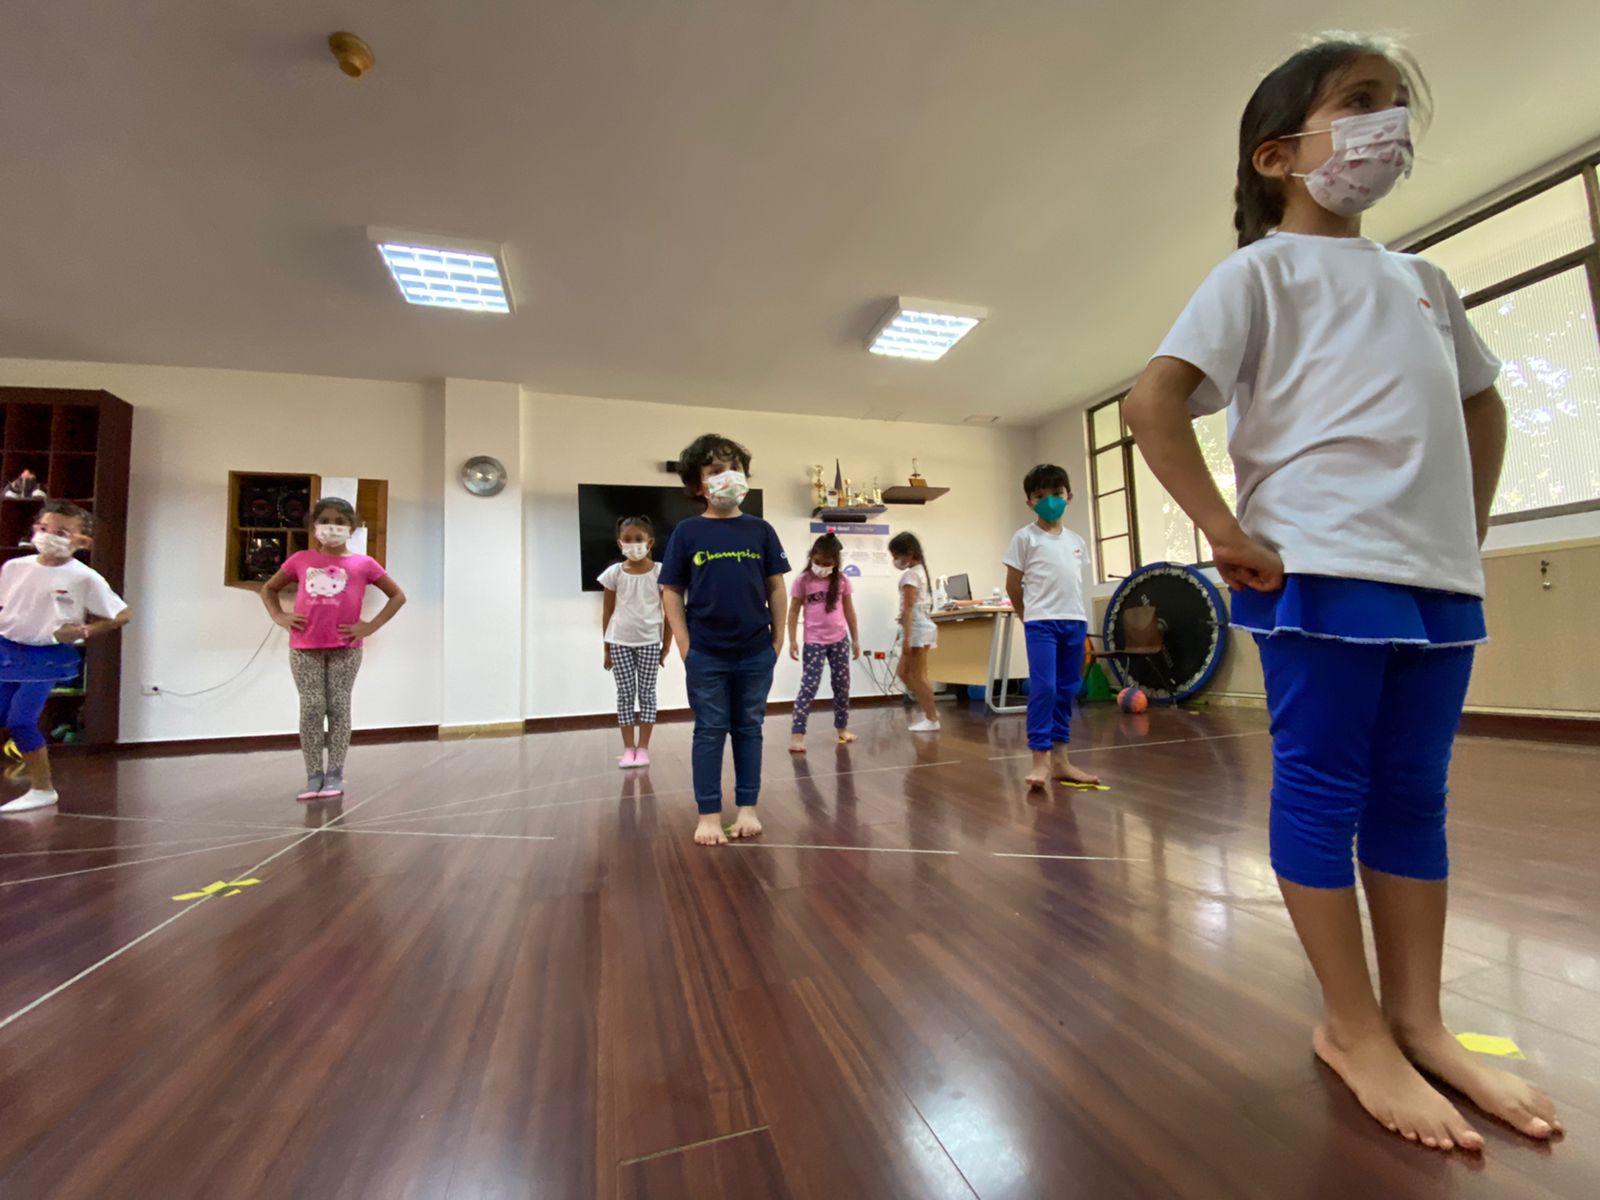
[
  {"left": 812, "top": 505, "right": 887, "bottom": 523},
  {"left": 224, "top": 471, "right": 389, "bottom": 589},
  {"left": 882, "top": 486, "right": 949, "bottom": 504},
  {"left": 0, "top": 387, "right": 132, "bottom": 748}
]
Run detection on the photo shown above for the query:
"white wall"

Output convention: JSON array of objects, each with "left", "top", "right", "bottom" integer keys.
[
  {"left": 441, "top": 379, "right": 523, "bottom": 729},
  {"left": 522, "top": 390, "right": 1035, "bottom": 719},
  {"left": 0, "top": 357, "right": 444, "bottom": 742}
]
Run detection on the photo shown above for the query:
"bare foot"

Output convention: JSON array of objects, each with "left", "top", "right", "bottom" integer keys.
[
  {"left": 729, "top": 809, "right": 763, "bottom": 840},
  {"left": 694, "top": 814, "right": 729, "bottom": 846},
  {"left": 837, "top": 730, "right": 857, "bottom": 745},
  {"left": 1024, "top": 766, "right": 1049, "bottom": 790},
  {"left": 1313, "top": 1024, "right": 1483, "bottom": 1152},
  {"left": 1396, "top": 1022, "right": 1562, "bottom": 1140},
  {"left": 789, "top": 735, "right": 807, "bottom": 755},
  {"left": 1052, "top": 756, "right": 1101, "bottom": 785}
]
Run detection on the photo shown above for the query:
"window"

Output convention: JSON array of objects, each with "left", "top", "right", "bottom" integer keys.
[
  {"left": 1087, "top": 394, "right": 1233, "bottom": 582},
  {"left": 1407, "top": 158, "right": 1600, "bottom": 524}
]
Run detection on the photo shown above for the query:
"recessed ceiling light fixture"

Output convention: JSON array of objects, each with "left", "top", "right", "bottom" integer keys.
[
  {"left": 367, "top": 226, "right": 512, "bottom": 314},
  {"left": 867, "top": 297, "right": 987, "bottom": 361}
]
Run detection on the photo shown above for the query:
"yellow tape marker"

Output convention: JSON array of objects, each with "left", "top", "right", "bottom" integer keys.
[
  {"left": 1057, "top": 781, "right": 1111, "bottom": 791},
  {"left": 1456, "top": 1033, "right": 1526, "bottom": 1059},
  {"left": 172, "top": 878, "right": 264, "bottom": 902}
]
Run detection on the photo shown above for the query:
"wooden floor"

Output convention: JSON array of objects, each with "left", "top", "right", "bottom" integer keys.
[{"left": 0, "top": 702, "right": 1595, "bottom": 1199}]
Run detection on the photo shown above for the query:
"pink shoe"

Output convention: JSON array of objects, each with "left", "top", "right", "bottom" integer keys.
[
  {"left": 619, "top": 749, "right": 639, "bottom": 769},
  {"left": 633, "top": 748, "right": 651, "bottom": 768}
]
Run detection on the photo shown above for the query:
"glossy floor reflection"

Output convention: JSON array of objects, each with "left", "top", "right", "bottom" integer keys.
[{"left": 0, "top": 703, "right": 1594, "bottom": 1198}]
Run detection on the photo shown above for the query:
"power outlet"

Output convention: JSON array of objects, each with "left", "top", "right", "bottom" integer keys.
[{"left": 141, "top": 683, "right": 161, "bottom": 696}]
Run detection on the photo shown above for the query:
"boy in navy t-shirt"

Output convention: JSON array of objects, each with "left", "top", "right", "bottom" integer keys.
[{"left": 660, "top": 434, "right": 789, "bottom": 846}]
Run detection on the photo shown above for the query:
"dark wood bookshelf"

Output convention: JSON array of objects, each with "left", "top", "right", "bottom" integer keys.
[{"left": 0, "top": 388, "right": 133, "bottom": 748}]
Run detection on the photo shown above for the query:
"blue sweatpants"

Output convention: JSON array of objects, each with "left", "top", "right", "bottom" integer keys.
[
  {"left": 1023, "top": 619, "right": 1087, "bottom": 753},
  {"left": 0, "top": 680, "right": 54, "bottom": 754},
  {"left": 1258, "top": 633, "right": 1475, "bottom": 889}
]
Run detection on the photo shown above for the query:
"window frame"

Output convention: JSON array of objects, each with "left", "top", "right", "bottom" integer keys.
[
  {"left": 1087, "top": 393, "right": 1215, "bottom": 582},
  {"left": 1401, "top": 153, "right": 1600, "bottom": 526}
]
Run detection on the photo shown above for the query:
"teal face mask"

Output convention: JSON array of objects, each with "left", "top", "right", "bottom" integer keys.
[{"left": 1033, "top": 495, "right": 1068, "bottom": 523}]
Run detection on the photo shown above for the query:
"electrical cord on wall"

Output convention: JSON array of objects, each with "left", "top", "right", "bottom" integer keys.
[{"left": 157, "top": 625, "right": 280, "bottom": 698}]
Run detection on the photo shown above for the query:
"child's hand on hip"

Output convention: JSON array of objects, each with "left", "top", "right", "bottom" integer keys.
[
  {"left": 338, "top": 621, "right": 375, "bottom": 641},
  {"left": 53, "top": 623, "right": 91, "bottom": 643},
  {"left": 1212, "top": 533, "right": 1285, "bottom": 593},
  {"left": 276, "top": 612, "right": 307, "bottom": 632}
]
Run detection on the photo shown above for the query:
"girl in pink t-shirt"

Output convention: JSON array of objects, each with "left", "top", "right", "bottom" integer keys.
[
  {"left": 260, "top": 497, "right": 406, "bottom": 802},
  {"left": 785, "top": 533, "right": 860, "bottom": 753}
]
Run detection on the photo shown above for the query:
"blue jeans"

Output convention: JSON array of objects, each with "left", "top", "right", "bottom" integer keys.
[
  {"left": 1023, "top": 619, "right": 1087, "bottom": 752},
  {"left": 1259, "top": 633, "right": 1474, "bottom": 889},
  {"left": 685, "top": 644, "right": 777, "bottom": 814}
]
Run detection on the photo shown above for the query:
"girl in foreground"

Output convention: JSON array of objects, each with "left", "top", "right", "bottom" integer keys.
[{"left": 1124, "top": 34, "right": 1559, "bottom": 1152}]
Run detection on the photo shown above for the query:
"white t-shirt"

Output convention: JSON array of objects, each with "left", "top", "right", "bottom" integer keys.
[
  {"left": 898, "top": 567, "right": 938, "bottom": 648},
  {"left": 1003, "top": 524, "right": 1089, "bottom": 622},
  {"left": 597, "top": 561, "right": 663, "bottom": 646},
  {"left": 0, "top": 556, "right": 128, "bottom": 646},
  {"left": 1154, "top": 231, "right": 1501, "bottom": 598}
]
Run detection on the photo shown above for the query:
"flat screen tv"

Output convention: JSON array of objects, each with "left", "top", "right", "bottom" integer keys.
[{"left": 577, "top": 483, "right": 764, "bottom": 592}]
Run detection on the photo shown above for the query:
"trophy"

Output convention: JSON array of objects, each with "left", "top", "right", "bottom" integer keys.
[{"left": 808, "top": 464, "right": 827, "bottom": 510}]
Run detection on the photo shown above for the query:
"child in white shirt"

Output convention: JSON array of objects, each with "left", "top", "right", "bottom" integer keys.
[
  {"left": 598, "top": 515, "right": 670, "bottom": 769},
  {"left": 0, "top": 502, "right": 131, "bottom": 812},
  {"left": 1123, "top": 34, "right": 1558, "bottom": 1153},
  {"left": 1003, "top": 464, "right": 1099, "bottom": 790}
]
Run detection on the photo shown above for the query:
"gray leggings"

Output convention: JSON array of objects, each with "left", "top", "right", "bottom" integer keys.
[{"left": 289, "top": 647, "right": 363, "bottom": 775}]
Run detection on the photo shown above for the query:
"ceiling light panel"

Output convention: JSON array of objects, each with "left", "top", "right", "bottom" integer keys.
[
  {"left": 367, "top": 227, "right": 512, "bottom": 314},
  {"left": 867, "top": 298, "right": 987, "bottom": 361}
]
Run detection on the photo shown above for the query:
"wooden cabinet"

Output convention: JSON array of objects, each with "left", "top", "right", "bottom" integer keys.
[
  {"left": 1469, "top": 539, "right": 1600, "bottom": 716},
  {"left": 224, "top": 472, "right": 389, "bottom": 588},
  {"left": 0, "top": 388, "right": 133, "bottom": 747}
]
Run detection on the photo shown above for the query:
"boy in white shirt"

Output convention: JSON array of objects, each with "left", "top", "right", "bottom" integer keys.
[
  {"left": 1003, "top": 465, "right": 1100, "bottom": 791},
  {"left": 0, "top": 502, "right": 131, "bottom": 812}
]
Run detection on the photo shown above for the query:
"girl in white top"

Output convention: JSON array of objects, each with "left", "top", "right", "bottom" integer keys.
[
  {"left": 598, "top": 516, "right": 670, "bottom": 768},
  {"left": 0, "top": 502, "right": 131, "bottom": 812},
  {"left": 888, "top": 531, "right": 939, "bottom": 733},
  {"left": 1124, "top": 35, "right": 1558, "bottom": 1153}
]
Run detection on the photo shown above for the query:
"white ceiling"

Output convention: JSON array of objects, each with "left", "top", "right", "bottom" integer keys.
[{"left": 3, "top": 2, "right": 1599, "bottom": 425}]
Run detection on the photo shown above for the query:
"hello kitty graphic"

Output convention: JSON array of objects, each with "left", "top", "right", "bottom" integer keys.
[{"left": 303, "top": 566, "right": 349, "bottom": 601}]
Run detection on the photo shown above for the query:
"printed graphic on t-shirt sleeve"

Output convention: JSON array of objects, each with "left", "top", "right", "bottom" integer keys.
[
  {"left": 1153, "top": 255, "right": 1259, "bottom": 417},
  {"left": 763, "top": 523, "right": 790, "bottom": 576}
]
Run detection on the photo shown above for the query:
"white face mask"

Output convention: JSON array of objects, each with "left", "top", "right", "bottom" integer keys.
[
  {"left": 33, "top": 530, "right": 75, "bottom": 558},
  {"left": 1288, "top": 107, "right": 1413, "bottom": 217},
  {"left": 620, "top": 542, "right": 651, "bottom": 561},
  {"left": 810, "top": 563, "right": 833, "bottom": 578},
  {"left": 705, "top": 470, "right": 750, "bottom": 508},
  {"left": 316, "top": 523, "right": 351, "bottom": 547}
]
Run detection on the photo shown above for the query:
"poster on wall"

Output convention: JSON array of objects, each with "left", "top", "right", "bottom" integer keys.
[{"left": 810, "top": 521, "right": 894, "bottom": 579}]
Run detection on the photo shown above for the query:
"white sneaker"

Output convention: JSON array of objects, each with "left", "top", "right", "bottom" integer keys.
[
  {"left": 0, "top": 789, "right": 59, "bottom": 813},
  {"left": 907, "top": 719, "right": 941, "bottom": 733}
]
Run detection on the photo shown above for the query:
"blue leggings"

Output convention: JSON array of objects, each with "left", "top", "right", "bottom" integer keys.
[
  {"left": 0, "top": 680, "right": 54, "bottom": 754},
  {"left": 1024, "top": 620, "right": 1087, "bottom": 752},
  {"left": 1259, "top": 634, "right": 1475, "bottom": 889}
]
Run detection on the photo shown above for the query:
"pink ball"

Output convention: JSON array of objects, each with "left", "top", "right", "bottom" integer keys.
[{"left": 1117, "top": 687, "right": 1149, "bottom": 714}]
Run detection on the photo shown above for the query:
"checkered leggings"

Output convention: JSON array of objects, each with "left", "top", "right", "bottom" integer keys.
[
  {"left": 610, "top": 644, "right": 660, "bottom": 726},
  {"left": 792, "top": 640, "right": 851, "bottom": 734}
]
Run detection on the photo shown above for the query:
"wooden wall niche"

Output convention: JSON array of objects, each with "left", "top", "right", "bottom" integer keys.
[{"left": 225, "top": 472, "right": 388, "bottom": 588}]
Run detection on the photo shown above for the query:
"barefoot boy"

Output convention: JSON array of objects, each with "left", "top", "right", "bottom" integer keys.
[
  {"left": 1003, "top": 464, "right": 1099, "bottom": 790},
  {"left": 660, "top": 434, "right": 789, "bottom": 845}
]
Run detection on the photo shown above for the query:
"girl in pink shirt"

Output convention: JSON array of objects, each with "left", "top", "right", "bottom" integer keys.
[
  {"left": 260, "top": 497, "right": 406, "bottom": 802},
  {"left": 785, "top": 533, "right": 860, "bottom": 753}
]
